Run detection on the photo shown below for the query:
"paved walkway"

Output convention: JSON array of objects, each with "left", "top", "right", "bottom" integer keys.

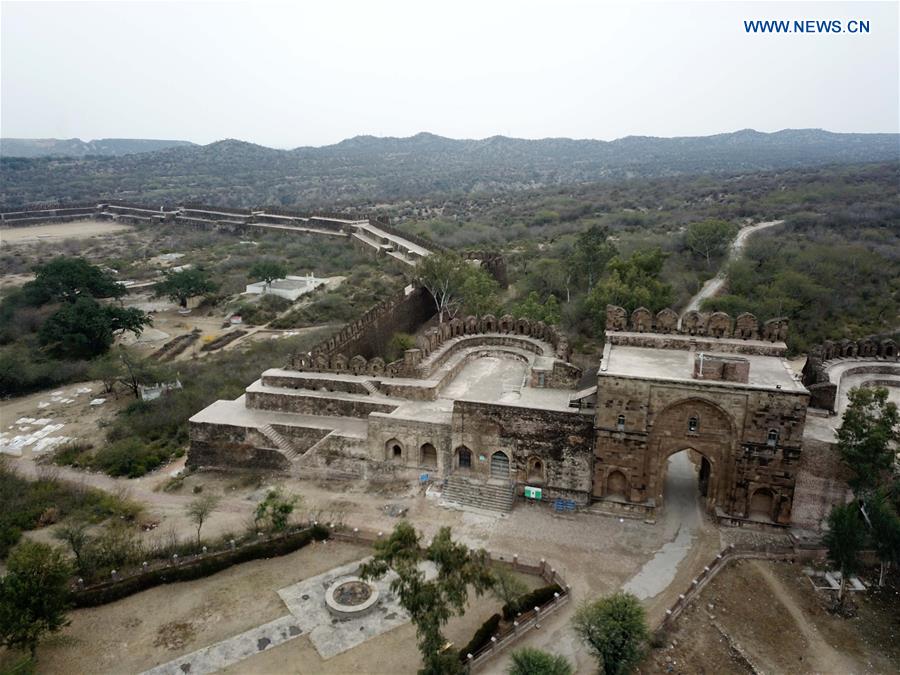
[
  {"left": 141, "top": 558, "right": 411, "bottom": 674},
  {"left": 622, "top": 452, "right": 701, "bottom": 599}
]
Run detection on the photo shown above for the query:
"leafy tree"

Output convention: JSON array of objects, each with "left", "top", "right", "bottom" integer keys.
[
  {"left": 360, "top": 522, "right": 494, "bottom": 675},
  {"left": 684, "top": 219, "right": 737, "bottom": 267},
  {"left": 459, "top": 267, "right": 500, "bottom": 316},
  {"left": 249, "top": 260, "right": 288, "bottom": 287},
  {"left": 585, "top": 248, "right": 674, "bottom": 334},
  {"left": 155, "top": 268, "right": 217, "bottom": 308},
  {"left": 24, "top": 257, "right": 124, "bottom": 305},
  {"left": 836, "top": 387, "right": 899, "bottom": 496},
  {"left": 186, "top": 493, "right": 220, "bottom": 547},
  {"left": 0, "top": 541, "right": 72, "bottom": 658},
  {"left": 490, "top": 566, "right": 528, "bottom": 607},
  {"left": 38, "top": 297, "right": 151, "bottom": 359},
  {"left": 508, "top": 647, "right": 574, "bottom": 675},
  {"left": 570, "top": 224, "right": 618, "bottom": 292},
  {"left": 866, "top": 490, "right": 900, "bottom": 587},
  {"left": 513, "top": 291, "right": 561, "bottom": 324},
  {"left": 824, "top": 503, "right": 865, "bottom": 606},
  {"left": 254, "top": 488, "right": 298, "bottom": 532},
  {"left": 573, "top": 592, "right": 649, "bottom": 675}
]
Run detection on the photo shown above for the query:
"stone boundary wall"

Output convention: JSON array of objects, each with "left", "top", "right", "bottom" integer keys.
[
  {"left": 656, "top": 543, "right": 799, "bottom": 633},
  {"left": 290, "top": 284, "right": 436, "bottom": 366},
  {"left": 606, "top": 332, "right": 787, "bottom": 357},
  {"left": 69, "top": 524, "right": 330, "bottom": 608},
  {"left": 605, "top": 304, "right": 789, "bottom": 342},
  {"left": 368, "top": 215, "right": 449, "bottom": 253},
  {"left": 802, "top": 338, "right": 899, "bottom": 411},
  {"left": 290, "top": 311, "right": 576, "bottom": 380}
]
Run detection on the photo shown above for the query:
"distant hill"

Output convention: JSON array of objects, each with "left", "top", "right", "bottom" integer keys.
[
  {"left": 0, "top": 137, "right": 195, "bottom": 158},
  {"left": 1, "top": 129, "right": 897, "bottom": 208}
]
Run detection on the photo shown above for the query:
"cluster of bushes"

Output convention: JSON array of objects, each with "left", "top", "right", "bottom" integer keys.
[
  {"left": 55, "top": 437, "right": 179, "bottom": 478},
  {"left": 65, "top": 515, "right": 328, "bottom": 594},
  {"left": 501, "top": 583, "right": 564, "bottom": 620},
  {"left": 458, "top": 613, "right": 501, "bottom": 660},
  {"left": 228, "top": 294, "right": 292, "bottom": 326},
  {"left": 0, "top": 461, "right": 142, "bottom": 559}
]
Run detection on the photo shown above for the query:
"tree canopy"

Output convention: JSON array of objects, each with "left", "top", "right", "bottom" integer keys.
[
  {"left": 39, "top": 297, "right": 151, "bottom": 359},
  {"left": 24, "top": 257, "right": 124, "bottom": 305},
  {"left": 0, "top": 541, "right": 72, "bottom": 658},
  {"left": 585, "top": 248, "right": 674, "bottom": 333},
  {"left": 360, "top": 522, "right": 494, "bottom": 674},
  {"left": 684, "top": 219, "right": 737, "bottom": 267},
  {"left": 824, "top": 503, "right": 866, "bottom": 605},
  {"left": 508, "top": 647, "right": 574, "bottom": 675},
  {"left": 837, "top": 386, "right": 899, "bottom": 496},
  {"left": 249, "top": 260, "right": 288, "bottom": 285},
  {"left": 570, "top": 224, "right": 618, "bottom": 292},
  {"left": 418, "top": 252, "right": 498, "bottom": 323},
  {"left": 154, "top": 268, "right": 218, "bottom": 308},
  {"left": 573, "top": 592, "right": 649, "bottom": 675}
]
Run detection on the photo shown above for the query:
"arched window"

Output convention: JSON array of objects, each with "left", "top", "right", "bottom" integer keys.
[
  {"left": 386, "top": 438, "right": 403, "bottom": 461},
  {"left": 767, "top": 429, "right": 779, "bottom": 447},
  {"left": 527, "top": 457, "right": 544, "bottom": 482},
  {"left": 688, "top": 416, "right": 699, "bottom": 433},
  {"left": 420, "top": 443, "right": 437, "bottom": 468},
  {"left": 616, "top": 414, "right": 626, "bottom": 431},
  {"left": 456, "top": 446, "right": 472, "bottom": 470}
]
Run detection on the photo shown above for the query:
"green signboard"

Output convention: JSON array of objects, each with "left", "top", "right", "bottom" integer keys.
[{"left": 524, "top": 485, "right": 542, "bottom": 500}]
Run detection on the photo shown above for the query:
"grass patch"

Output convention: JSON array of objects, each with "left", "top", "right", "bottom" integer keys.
[{"left": 0, "top": 460, "right": 143, "bottom": 559}]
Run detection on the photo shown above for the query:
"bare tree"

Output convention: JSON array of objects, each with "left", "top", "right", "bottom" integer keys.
[{"left": 185, "top": 494, "right": 220, "bottom": 547}]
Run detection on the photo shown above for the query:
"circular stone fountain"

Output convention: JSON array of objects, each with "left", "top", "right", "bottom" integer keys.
[{"left": 324, "top": 576, "right": 380, "bottom": 619}]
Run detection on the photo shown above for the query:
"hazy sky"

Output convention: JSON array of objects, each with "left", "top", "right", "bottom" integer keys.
[{"left": 2, "top": 1, "right": 897, "bottom": 147}]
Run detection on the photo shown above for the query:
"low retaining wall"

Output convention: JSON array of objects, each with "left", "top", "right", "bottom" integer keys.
[{"left": 71, "top": 525, "right": 330, "bottom": 608}]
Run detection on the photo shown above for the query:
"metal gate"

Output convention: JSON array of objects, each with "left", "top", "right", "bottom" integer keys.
[{"left": 490, "top": 452, "right": 509, "bottom": 479}]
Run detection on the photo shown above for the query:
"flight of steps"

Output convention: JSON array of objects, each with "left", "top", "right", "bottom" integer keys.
[
  {"left": 258, "top": 424, "right": 300, "bottom": 460},
  {"left": 360, "top": 380, "right": 381, "bottom": 396},
  {"left": 442, "top": 475, "right": 515, "bottom": 512}
]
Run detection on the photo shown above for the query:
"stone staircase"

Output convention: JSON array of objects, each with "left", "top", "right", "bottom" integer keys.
[
  {"left": 258, "top": 424, "right": 299, "bottom": 460},
  {"left": 360, "top": 380, "right": 380, "bottom": 396},
  {"left": 442, "top": 475, "right": 515, "bottom": 512},
  {"left": 298, "top": 430, "right": 335, "bottom": 460}
]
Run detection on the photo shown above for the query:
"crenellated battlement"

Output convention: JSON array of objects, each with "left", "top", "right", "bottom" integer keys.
[{"left": 605, "top": 304, "right": 788, "bottom": 343}]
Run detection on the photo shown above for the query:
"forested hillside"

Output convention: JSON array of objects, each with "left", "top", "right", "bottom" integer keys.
[
  {"left": 0, "top": 138, "right": 194, "bottom": 159},
  {"left": 1, "top": 129, "right": 897, "bottom": 208}
]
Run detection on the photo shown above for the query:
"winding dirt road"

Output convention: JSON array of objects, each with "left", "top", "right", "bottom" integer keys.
[{"left": 682, "top": 219, "right": 784, "bottom": 317}]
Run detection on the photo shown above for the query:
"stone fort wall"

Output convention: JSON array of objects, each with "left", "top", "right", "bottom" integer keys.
[{"left": 605, "top": 304, "right": 789, "bottom": 343}]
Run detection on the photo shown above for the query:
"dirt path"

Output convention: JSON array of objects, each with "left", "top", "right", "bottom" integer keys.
[
  {"left": 750, "top": 561, "right": 858, "bottom": 674},
  {"left": 682, "top": 219, "right": 783, "bottom": 316}
]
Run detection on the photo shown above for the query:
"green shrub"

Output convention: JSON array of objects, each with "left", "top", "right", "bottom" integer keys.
[
  {"left": 0, "top": 462, "right": 141, "bottom": 559},
  {"left": 52, "top": 441, "right": 94, "bottom": 468},
  {"left": 459, "top": 613, "right": 501, "bottom": 661},
  {"left": 92, "top": 438, "right": 172, "bottom": 478},
  {"left": 502, "top": 583, "right": 563, "bottom": 620}
]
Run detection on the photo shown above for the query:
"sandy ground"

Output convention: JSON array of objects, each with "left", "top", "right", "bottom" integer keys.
[
  {"left": 0, "top": 220, "right": 134, "bottom": 246},
  {"left": 1, "top": 380, "right": 128, "bottom": 456},
  {"left": 643, "top": 559, "right": 900, "bottom": 674}
]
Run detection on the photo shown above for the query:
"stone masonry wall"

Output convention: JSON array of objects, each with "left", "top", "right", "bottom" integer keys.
[
  {"left": 450, "top": 401, "right": 595, "bottom": 503},
  {"left": 594, "top": 375, "right": 808, "bottom": 522}
]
